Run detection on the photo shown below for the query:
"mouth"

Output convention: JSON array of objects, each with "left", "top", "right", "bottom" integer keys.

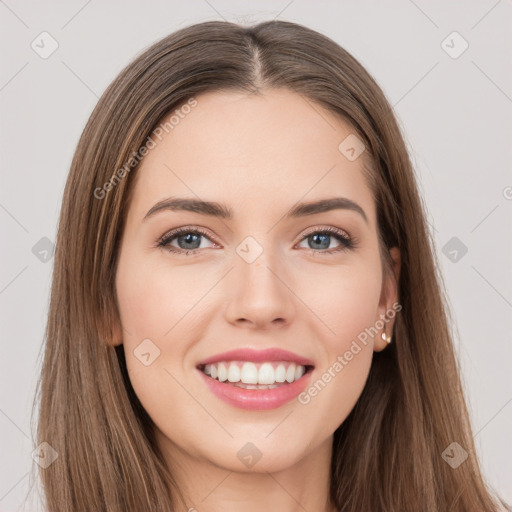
[
  {"left": 195, "top": 348, "right": 315, "bottom": 410},
  {"left": 197, "top": 361, "right": 315, "bottom": 389}
]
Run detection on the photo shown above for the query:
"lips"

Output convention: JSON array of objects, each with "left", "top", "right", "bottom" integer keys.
[
  {"left": 195, "top": 348, "right": 315, "bottom": 410},
  {"left": 196, "top": 347, "right": 315, "bottom": 368}
]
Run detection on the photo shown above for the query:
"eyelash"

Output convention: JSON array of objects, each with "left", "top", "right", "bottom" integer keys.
[{"left": 156, "top": 226, "right": 358, "bottom": 257}]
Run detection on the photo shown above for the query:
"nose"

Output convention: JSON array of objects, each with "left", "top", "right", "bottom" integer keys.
[{"left": 223, "top": 250, "right": 296, "bottom": 330}]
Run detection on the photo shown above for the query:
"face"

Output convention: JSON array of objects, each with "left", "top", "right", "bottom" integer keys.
[{"left": 114, "top": 88, "right": 400, "bottom": 474}]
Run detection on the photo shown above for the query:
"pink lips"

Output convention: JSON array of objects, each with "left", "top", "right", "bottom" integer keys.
[
  {"left": 196, "top": 347, "right": 314, "bottom": 367},
  {"left": 196, "top": 348, "right": 315, "bottom": 410}
]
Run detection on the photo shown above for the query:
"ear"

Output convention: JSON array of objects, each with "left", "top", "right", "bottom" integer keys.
[{"left": 374, "top": 246, "right": 401, "bottom": 352}]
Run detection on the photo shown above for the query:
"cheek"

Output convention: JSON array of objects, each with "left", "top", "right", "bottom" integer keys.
[
  {"left": 115, "top": 254, "right": 211, "bottom": 418},
  {"left": 116, "top": 254, "right": 200, "bottom": 342},
  {"left": 331, "top": 277, "right": 381, "bottom": 350},
  {"left": 295, "top": 259, "right": 382, "bottom": 351},
  {"left": 115, "top": 262, "right": 186, "bottom": 436},
  {"left": 293, "top": 260, "right": 381, "bottom": 423}
]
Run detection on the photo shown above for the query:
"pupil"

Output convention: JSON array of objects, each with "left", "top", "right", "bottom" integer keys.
[
  {"left": 311, "top": 233, "right": 329, "bottom": 250},
  {"left": 179, "top": 233, "right": 200, "bottom": 249}
]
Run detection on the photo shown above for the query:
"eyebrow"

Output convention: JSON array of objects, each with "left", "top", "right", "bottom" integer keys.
[{"left": 143, "top": 196, "right": 368, "bottom": 224}]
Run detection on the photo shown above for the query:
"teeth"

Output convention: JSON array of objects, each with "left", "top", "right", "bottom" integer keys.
[
  {"left": 275, "top": 364, "right": 286, "bottom": 383},
  {"left": 201, "top": 361, "right": 308, "bottom": 385},
  {"left": 233, "top": 382, "right": 280, "bottom": 389},
  {"left": 240, "top": 362, "right": 259, "bottom": 384},
  {"left": 258, "top": 363, "right": 274, "bottom": 384},
  {"left": 285, "top": 364, "right": 295, "bottom": 383},
  {"left": 217, "top": 362, "right": 228, "bottom": 382},
  {"left": 227, "top": 364, "right": 241, "bottom": 383}
]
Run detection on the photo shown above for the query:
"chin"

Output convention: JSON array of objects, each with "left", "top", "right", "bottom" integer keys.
[{"left": 205, "top": 436, "right": 310, "bottom": 474}]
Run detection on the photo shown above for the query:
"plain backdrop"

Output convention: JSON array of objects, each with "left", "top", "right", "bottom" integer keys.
[{"left": 1, "top": 1, "right": 511, "bottom": 509}]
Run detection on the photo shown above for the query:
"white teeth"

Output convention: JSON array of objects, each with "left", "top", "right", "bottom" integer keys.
[
  {"left": 233, "top": 382, "right": 280, "bottom": 390},
  {"left": 258, "top": 363, "right": 275, "bottom": 385},
  {"left": 217, "top": 362, "right": 228, "bottom": 382},
  {"left": 241, "top": 362, "right": 258, "bottom": 384},
  {"left": 275, "top": 364, "right": 286, "bottom": 383},
  {"left": 227, "top": 364, "right": 241, "bottom": 383},
  {"left": 285, "top": 364, "right": 296, "bottom": 383},
  {"left": 201, "top": 361, "right": 308, "bottom": 385}
]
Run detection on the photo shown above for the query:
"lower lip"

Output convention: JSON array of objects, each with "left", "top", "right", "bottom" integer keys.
[{"left": 197, "top": 367, "right": 314, "bottom": 410}]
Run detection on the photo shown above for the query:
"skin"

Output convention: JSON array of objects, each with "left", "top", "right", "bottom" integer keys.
[{"left": 113, "top": 88, "right": 401, "bottom": 512}]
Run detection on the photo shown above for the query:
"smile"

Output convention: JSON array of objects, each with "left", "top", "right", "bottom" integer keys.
[
  {"left": 196, "top": 348, "right": 315, "bottom": 410},
  {"left": 200, "top": 361, "right": 310, "bottom": 386}
]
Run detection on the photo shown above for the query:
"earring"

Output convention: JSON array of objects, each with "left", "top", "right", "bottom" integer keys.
[{"left": 381, "top": 332, "right": 392, "bottom": 344}]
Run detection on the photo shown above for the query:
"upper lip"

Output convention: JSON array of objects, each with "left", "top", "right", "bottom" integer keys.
[{"left": 197, "top": 348, "right": 314, "bottom": 368}]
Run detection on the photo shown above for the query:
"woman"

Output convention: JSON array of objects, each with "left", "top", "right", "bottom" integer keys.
[{"left": 34, "top": 19, "right": 509, "bottom": 511}]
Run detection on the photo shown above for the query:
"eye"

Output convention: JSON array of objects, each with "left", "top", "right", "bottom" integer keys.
[
  {"left": 157, "top": 227, "right": 217, "bottom": 256},
  {"left": 296, "top": 226, "right": 356, "bottom": 254}
]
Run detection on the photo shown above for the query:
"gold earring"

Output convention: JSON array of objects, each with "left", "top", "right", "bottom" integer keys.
[{"left": 381, "top": 332, "right": 392, "bottom": 344}]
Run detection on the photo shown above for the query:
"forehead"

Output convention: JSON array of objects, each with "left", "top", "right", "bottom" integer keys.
[{"left": 127, "top": 88, "right": 375, "bottom": 226}]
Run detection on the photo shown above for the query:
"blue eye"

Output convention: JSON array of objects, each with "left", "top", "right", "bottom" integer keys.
[
  {"left": 298, "top": 228, "right": 355, "bottom": 252},
  {"left": 157, "top": 226, "right": 356, "bottom": 256},
  {"left": 157, "top": 227, "right": 215, "bottom": 256}
]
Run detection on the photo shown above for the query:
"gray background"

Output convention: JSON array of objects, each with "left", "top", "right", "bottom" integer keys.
[{"left": 1, "top": 0, "right": 511, "bottom": 509}]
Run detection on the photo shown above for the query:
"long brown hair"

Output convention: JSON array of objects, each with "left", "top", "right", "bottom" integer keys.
[{"left": 32, "top": 20, "right": 508, "bottom": 511}]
